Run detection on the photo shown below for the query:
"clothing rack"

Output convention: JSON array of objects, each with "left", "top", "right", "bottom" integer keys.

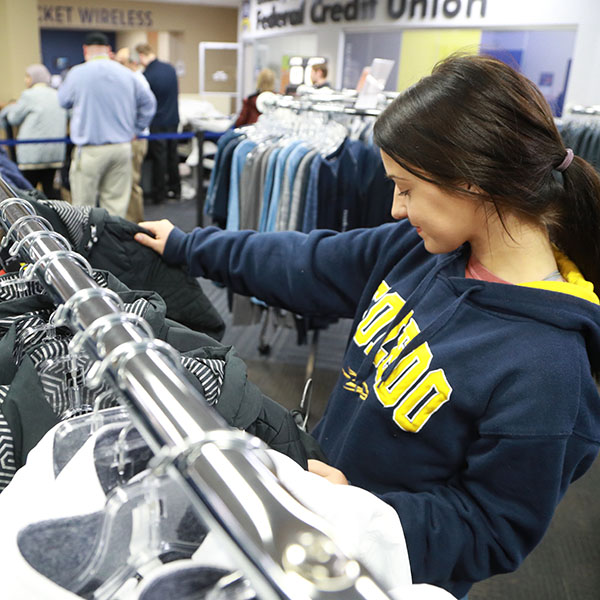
[
  {"left": 207, "top": 100, "right": 391, "bottom": 395},
  {"left": 0, "top": 175, "right": 392, "bottom": 600},
  {"left": 258, "top": 97, "right": 383, "bottom": 384}
]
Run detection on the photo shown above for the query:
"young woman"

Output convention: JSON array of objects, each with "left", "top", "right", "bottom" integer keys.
[
  {"left": 134, "top": 54, "right": 600, "bottom": 598},
  {"left": 234, "top": 67, "right": 276, "bottom": 128}
]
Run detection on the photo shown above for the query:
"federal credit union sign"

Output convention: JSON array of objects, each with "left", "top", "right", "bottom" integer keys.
[{"left": 253, "top": 0, "right": 487, "bottom": 31}]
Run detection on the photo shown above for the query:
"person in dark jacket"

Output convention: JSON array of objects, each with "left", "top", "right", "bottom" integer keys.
[
  {"left": 136, "top": 42, "right": 181, "bottom": 203},
  {"left": 234, "top": 68, "right": 276, "bottom": 128},
  {"left": 0, "top": 146, "right": 33, "bottom": 193}
]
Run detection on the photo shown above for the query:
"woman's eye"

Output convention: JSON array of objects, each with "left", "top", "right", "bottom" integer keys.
[{"left": 396, "top": 189, "right": 410, "bottom": 197}]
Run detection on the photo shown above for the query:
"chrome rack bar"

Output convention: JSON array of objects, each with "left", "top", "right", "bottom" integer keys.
[
  {"left": 0, "top": 177, "right": 393, "bottom": 600},
  {"left": 281, "top": 98, "right": 382, "bottom": 118},
  {"left": 262, "top": 94, "right": 384, "bottom": 118},
  {"left": 0, "top": 176, "right": 16, "bottom": 201},
  {"left": 570, "top": 105, "right": 600, "bottom": 116}
]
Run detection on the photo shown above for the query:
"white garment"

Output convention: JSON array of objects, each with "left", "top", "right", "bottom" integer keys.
[
  {"left": 389, "top": 585, "right": 457, "bottom": 600},
  {"left": 0, "top": 424, "right": 452, "bottom": 600},
  {"left": 0, "top": 421, "right": 127, "bottom": 600},
  {"left": 0, "top": 410, "right": 130, "bottom": 523},
  {"left": 178, "top": 97, "right": 233, "bottom": 133},
  {"left": 268, "top": 449, "right": 412, "bottom": 592}
]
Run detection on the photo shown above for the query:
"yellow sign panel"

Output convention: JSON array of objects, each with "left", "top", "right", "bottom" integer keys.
[{"left": 397, "top": 29, "right": 482, "bottom": 91}]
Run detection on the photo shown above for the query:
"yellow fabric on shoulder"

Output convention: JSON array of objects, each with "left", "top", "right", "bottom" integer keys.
[{"left": 520, "top": 249, "right": 599, "bottom": 305}]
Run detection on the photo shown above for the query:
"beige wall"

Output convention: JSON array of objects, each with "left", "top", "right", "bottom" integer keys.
[
  {"left": 1, "top": 0, "right": 238, "bottom": 105},
  {"left": 0, "top": 0, "right": 41, "bottom": 105}
]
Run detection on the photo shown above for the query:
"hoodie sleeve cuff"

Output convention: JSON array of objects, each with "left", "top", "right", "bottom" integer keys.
[{"left": 163, "top": 226, "right": 189, "bottom": 266}]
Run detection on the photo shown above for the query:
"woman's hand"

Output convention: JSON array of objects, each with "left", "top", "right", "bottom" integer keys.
[
  {"left": 134, "top": 219, "right": 175, "bottom": 256},
  {"left": 307, "top": 459, "right": 349, "bottom": 485}
]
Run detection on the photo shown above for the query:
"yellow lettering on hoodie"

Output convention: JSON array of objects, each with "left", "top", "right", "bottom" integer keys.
[
  {"left": 393, "top": 369, "right": 452, "bottom": 432},
  {"left": 351, "top": 279, "right": 453, "bottom": 432},
  {"left": 354, "top": 288, "right": 405, "bottom": 348},
  {"left": 375, "top": 341, "right": 433, "bottom": 407},
  {"left": 373, "top": 314, "right": 418, "bottom": 366}
]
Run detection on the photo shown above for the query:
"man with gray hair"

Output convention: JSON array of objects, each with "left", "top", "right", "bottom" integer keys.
[
  {"left": 58, "top": 31, "right": 156, "bottom": 218},
  {"left": 0, "top": 63, "right": 67, "bottom": 198}
]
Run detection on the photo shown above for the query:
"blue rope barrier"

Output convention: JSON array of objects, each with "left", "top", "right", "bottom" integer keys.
[
  {"left": 0, "top": 130, "right": 224, "bottom": 146},
  {"left": 201, "top": 131, "right": 225, "bottom": 142},
  {"left": 0, "top": 137, "right": 70, "bottom": 146},
  {"left": 140, "top": 132, "right": 195, "bottom": 141}
]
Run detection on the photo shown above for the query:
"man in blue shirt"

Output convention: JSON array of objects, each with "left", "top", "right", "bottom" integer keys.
[
  {"left": 58, "top": 31, "right": 156, "bottom": 218},
  {"left": 135, "top": 42, "right": 181, "bottom": 204}
]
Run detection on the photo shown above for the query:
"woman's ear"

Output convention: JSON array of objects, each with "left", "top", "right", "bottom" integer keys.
[{"left": 462, "top": 181, "right": 487, "bottom": 196}]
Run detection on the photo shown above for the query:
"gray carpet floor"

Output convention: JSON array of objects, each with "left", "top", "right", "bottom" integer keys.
[{"left": 144, "top": 192, "right": 600, "bottom": 599}]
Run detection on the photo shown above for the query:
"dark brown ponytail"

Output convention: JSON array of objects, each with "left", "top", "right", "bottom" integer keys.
[
  {"left": 551, "top": 157, "right": 600, "bottom": 289},
  {"left": 373, "top": 53, "right": 600, "bottom": 290}
]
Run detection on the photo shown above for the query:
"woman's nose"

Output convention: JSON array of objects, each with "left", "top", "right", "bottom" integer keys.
[{"left": 391, "top": 195, "right": 408, "bottom": 220}]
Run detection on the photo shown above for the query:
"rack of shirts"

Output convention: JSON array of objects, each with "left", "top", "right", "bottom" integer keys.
[
  {"left": 204, "top": 98, "right": 394, "bottom": 233},
  {"left": 0, "top": 175, "right": 402, "bottom": 600},
  {"left": 203, "top": 99, "right": 395, "bottom": 379}
]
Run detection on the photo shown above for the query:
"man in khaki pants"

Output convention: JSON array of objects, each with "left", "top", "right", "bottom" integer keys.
[
  {"left": 115, "top": 47, "right": 153, "bottom": 222},
  {"left": 58, "top": 32, "right": 156, "bottom": 218},
  {"left": 128, "top": 136, "right": 148, "bottom": 223}
]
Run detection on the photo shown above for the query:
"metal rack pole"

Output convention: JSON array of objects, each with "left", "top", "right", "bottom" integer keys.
[
  {"left": 0, "top": 178, "right": 394, "bottom": 600},
  {"left": 195, "top": 129, "right": 206, "bottom": 227}
]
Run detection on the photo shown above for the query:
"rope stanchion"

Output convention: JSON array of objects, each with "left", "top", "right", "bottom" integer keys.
[
  {"left": 140, "top": 132, "right": 194, "bottom": 141},
  {"left": 0, "top": 137, "right": 71, "bottom": 146},
  {"left": 0, "top": 131, "right": 200, "bottom": 146},
  {"left": 1, "top": 129, "right": 226, "bottom": 220}
]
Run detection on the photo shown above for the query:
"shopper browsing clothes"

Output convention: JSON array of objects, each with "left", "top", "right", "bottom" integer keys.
[
  {"left": 133, "top": 54, "right": 600, "bottom": 599},
  {"left": 0, "top": 64, "right": 67, "bottom": 198}
]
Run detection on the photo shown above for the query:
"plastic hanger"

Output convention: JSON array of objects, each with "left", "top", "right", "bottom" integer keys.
[
  {"left": 0, "top": 266, "right": 41, "bottom": 301},
  {"left": 14, "top": 420, "right": 205, "bottom": 599},
  {"left": 52, "top": 404, "right": 130, "bottom": 478},
  {"left": 61, "top": 467, "right": 207, "bottom": 599}
]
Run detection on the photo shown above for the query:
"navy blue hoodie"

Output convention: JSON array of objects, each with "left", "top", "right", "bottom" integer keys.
[{"left": 163, "top": 219, "right": 600, "bottom": 598}]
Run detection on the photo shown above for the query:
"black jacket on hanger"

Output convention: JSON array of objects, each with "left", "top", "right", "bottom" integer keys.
[
  {"left": 0, "top": 272, "right": 325, "bottom": 477},
  {"left": 12, "top": 191, "right": 226, "bottom": 341}
]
